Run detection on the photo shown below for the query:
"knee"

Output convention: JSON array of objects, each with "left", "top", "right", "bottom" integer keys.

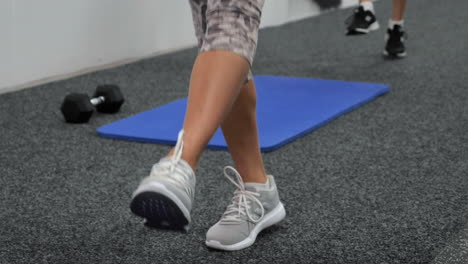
[{"left": 240, "top": 80, "right": 257, "bottom": 110}]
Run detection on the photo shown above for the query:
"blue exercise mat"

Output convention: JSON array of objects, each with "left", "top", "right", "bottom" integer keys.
[{"left": 97, "top": 76, "right": 389, "bottom": 152}]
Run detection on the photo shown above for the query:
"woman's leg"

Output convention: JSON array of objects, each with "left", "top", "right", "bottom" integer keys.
[
  {"left": 221, "top": 79, "right": 267, "bottom": 184},
  {"left": 204, "top": 1, "right": 285, "bottom": 251},
  {"left": 130, "top": 0, "right": 265, "bottom": 230},
  {"left": 179, "top": 51, "right": 250, "bottom": 169},
  {"left": 171, "top": 0, "right": 265, "bottom": 172},
  {"left": 206, "top": 77, "right": 285, "bottom": 251}
]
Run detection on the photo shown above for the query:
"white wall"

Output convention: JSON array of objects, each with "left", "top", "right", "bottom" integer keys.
[
  {"left": 0, "top": 0, "right": 14, "bottom": 89},
  {"left": 1, "top": 1, "right": 196, "bottom": 93},
  {"left": 0, "top": 0, "right": 358, "bottom": 93}
]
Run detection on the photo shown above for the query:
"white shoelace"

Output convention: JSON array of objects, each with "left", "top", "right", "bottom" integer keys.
[
  {"left": 221, "top": 166, "right": 265, "bottom": 223},
  {"left": 149, "top": 130, "right": 194, "bottom": 198}
]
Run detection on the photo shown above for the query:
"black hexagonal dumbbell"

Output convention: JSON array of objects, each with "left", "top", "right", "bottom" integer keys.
[{"left": 60, "top": 84, "right": 125, "bottom": 123}]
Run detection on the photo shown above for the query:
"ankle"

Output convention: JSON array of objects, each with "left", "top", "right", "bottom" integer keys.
[
  {"left": 166, "top": 149, "right": 198, "bottom": 171},
  {"left": 388, "top": 19, "right": 404, "bottom": 29},
  {"left": 242, "top": 172, "right": 268, "bottom": 184},
  {"left": 245, "top": 177, "right": 268, "bottom": 185},
  {"left": 182, "top": 155, "right": 198, "bottom": 171}
]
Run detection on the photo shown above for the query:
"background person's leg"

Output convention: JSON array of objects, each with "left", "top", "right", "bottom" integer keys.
[
  {"left": 391, "top": 0, "right": 406, "bottom": 21},
  {"left": 384, "top": 0, "right": 407, "bottom": 57},
  {"left": 346, "top": 0, "right": 379, "bottom": 34}
]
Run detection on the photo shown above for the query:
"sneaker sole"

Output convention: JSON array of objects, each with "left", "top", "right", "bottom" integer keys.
[
  {"left": 383, "top": 50, "right": 407, "bottom": 58},
  {"left": 205, "top": 202, "right": 286, "bottom": 251},
  {"left": 347, "top": 21, "right": 380, "bottom": 35},
  {"left": 130, "top": 182, "right": 191, "bottom": 230}
]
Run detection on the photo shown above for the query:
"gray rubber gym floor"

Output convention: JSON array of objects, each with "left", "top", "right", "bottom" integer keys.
[{"left": 1, "top": 0, "right": 467, "bottom": 263}]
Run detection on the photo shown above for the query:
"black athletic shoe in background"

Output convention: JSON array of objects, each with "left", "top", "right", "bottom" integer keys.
[
  {"left": 345, "top": 6, "right": 380, "bottom": 35},
  {"left": 384, "top": 25, "right": 407, "bottom": 58}
]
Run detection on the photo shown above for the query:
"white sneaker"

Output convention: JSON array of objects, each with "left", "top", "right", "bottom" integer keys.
[
  {"left": 205, "top": 166, "right": 286, "bottom": 251},
  {"left": 130, "top": 130, "right": 196, "bottom": 230}
]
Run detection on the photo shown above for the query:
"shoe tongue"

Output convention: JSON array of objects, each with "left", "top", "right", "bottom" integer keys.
[
  {"left": 159, "top": 157, "right": 172, "bottom": 163},
  {"left": 159, "top": 157, "right": 193, "bottom": 173}
]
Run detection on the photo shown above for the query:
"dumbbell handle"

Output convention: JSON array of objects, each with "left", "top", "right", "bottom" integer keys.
[{"left": 90, "top": 96, "right": 105, "bottom": 106}]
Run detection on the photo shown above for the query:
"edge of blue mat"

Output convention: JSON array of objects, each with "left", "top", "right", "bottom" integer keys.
[
  {"left": 258, "top": 86, "right": 389, "bottom": 152},
  {"left": 97, "top": 77, "right": 390, "bottom": 152}
]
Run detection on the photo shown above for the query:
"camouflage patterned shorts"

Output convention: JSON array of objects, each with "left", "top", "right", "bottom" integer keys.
[{"left": 189, "top": 0, "right": 265, "bottom": 80}]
